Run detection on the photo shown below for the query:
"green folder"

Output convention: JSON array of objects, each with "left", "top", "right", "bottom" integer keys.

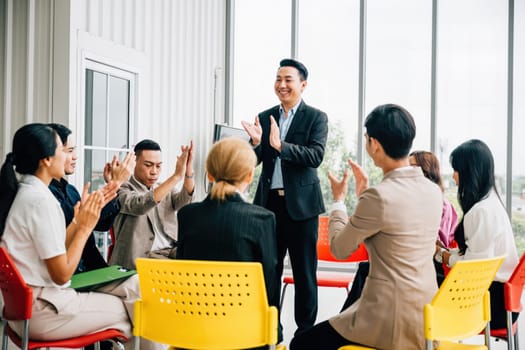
[{"left": 70, "top": 265, "right": 136, "bottom": 291}]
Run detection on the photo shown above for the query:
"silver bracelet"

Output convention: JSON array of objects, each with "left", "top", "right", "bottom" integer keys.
[{"left": 185, "top": 174, "right": 194, "bottom": 179}]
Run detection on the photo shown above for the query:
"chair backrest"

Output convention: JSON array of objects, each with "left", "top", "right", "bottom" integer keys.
[
  {"left": 0, "top": 247, "right": 33, "bottom": 321},
  {"left": 317, "top": 216, "right": 368, "bottom": 262},
  {"left": 504, "top": 251, "right": 525, "bottom": 312},
  {"left": 424, "top": 256, "right": 505, "bottom": 341},
  {"left": 134, "top": 258, "right": 278, "bottom": 349},
  {"left": 107, "top": 227, "right": 116, "bottom": 261}
]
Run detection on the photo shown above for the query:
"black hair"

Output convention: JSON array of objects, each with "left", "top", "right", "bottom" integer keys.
[
  {"left": 0, "top": 123, "right": 58, "bottom": 236},
  {"left": 280, "top": 58, "right": 308, "bottom": 81},
  {"left": 364, "top": 104, "right": 416, "bottom": 159},
  {"left": 48, "top": 123, "right": 72, "bottom": 145},
  {"left": 450, "top": 139, "right": 497, "bottom": 254},
  {"left": 134, "top": 139, "right": 161, "bottom": 157}
]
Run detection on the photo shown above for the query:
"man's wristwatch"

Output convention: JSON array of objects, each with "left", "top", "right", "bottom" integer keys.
[{"left": 434, "top": 247, "right": 446, "bottom": 264}]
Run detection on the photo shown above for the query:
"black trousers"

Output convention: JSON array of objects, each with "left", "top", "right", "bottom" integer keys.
[
  {"left": 289, "top": 320, "right": 360, "bottom": 350},
  {"left": 267, "top": 190, "right": 318, "bottom": 333},
  {"left": 489, "top": 281, "right": 520, "bottom": 330}
]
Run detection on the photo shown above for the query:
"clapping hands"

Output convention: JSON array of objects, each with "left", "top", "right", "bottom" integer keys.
[
  {"left": 327, "top": 159, "right": 370, "bottom": 202},
  {"left": 103, "top": 152, "right": 136, "bottom": 186},
  {"left": 241, "top": 116, "right": 262, "bottom": 146}
]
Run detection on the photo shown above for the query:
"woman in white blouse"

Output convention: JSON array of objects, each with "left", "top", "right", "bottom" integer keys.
[
  {"left": 0, "top": 124, "right": 160, "bottom": 350},
  {"left": 435, "top": 139, "right": 519, "bottom": 329}
]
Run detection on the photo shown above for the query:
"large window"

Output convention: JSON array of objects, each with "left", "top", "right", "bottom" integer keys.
[
  {"left": 232, "top": 0, "right": 291, "bottom": 126},
  {"left": 513, "top": 0, "right": 525, "bottom": 251},
  {"left": 298, "top": 0, "right": 361, "bottom": 208},
  {"left": 366, "top": 0, "right": 432, "bottom": 152},
  {"left": 83, "top": 60, "right": 135, "bottom": 259},
  {"left": 83, "top": 61, "right": 135, "bottom": 190},
  {"left": 436, "top": 0, "right": 508, "bottom": 220},
  {"left": 436, "top": 0, "right": 508, "bottom": 173},
  {"left": 230, "top": 2, "right": 523, "bottom": 254}
]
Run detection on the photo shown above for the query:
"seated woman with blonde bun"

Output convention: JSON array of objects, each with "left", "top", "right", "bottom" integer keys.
[{"left": 176, "top": 137, "right": 282, "bottom": 347}]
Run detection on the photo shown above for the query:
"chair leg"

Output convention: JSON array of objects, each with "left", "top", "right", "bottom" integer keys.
[
  {"left": 110, "top": 339, "right": 125, "bottom": 350},
  {"left": 22, "top": 320, "right": 29, "bottom": 350},
  {"left": 485, "top": 322, "right": 491, "bottom": 350},
  {"left": 133, "top": 336, "right": 140, "bottom": 350},
  {"left": 506, "top": 311, "right": 513, "bottom": 350},
  {"left": 1, "top": 319, "right": 8, "bottom": 350},
  {"left": 425, "top": 339, "right": 433, "bottom": 350},
  {"left": 513, "top": 322, "right": 519, "bottom": 350},
  {"left": 279, "top": 283, "right": 289, "bottom": 309}
]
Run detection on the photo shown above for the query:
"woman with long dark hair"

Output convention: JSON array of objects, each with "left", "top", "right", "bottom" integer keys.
[
  {"left": 0, "top": 123, "right": 159, "bottom": 349},
  {"left": 436, "top": 139, "right": 519, "bottom": 329}
]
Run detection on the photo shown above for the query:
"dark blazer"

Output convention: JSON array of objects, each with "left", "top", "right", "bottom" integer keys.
[
  {"left": 176, "top": 193, "right": 280, "bottom": 310},
  {"left": 49, "top": 178, "right": 120, "bottom": 272},
  {"left": 253, "top": 100, "right": 328, "bottom": 220}
]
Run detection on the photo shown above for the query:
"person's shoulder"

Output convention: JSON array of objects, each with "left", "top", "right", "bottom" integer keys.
[
  {"left": 468, "top": 191, "right": 501, "bottom": 216},
  {"left": 243, "top": 202, "right": 276, "bottom": 220},
  {"left": 259, "top": 105, "right": 280, "bottom": 117},
  {"left": 300, "top": 101, "right": 327, "bottom": 117},
  {"left": 120, "top": 176, "right": 145, "bottom": 192},
  {"left": 65, "top": 182, "right": 81, "bottom": 198},
  {"left": 178, "top": 200, "right": 204, "bottom": 214}
]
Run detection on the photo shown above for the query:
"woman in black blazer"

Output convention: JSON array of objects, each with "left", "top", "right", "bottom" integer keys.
[{"left": 176, "top": 137, "right": 281, "bottom": 343}]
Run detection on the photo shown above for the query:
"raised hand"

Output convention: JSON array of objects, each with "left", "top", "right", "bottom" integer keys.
[
  {"left": 185, "top": 140, "right": 194, "bottom": 176},
  {"left": 174, "top": 147, "right": 189, "bottom": 180},
  {"left": 99, "top": 181, "right": 119, "bottom": 206},
  {"left": 328, "top": 169, "right": 350, "bottom": 202},
  {"left": 348, "top": 159, "right": 369, "bottom": 197},
  {"left": 269, "top": 115, "right": 282, "bottom": 152},
  {"left": 105, "top": 152, "right": 136, "bottom": 185},
  {"left": 241, "top": 116, "right": 262, "bottom": 146}
]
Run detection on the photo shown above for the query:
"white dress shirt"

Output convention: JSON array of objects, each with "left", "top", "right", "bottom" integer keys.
[
  {"left": 448, "top": 190, "right": 518, "bottom": 281},
  {"left": 0, "top": 174, "right": 68, "bottom": 287}
]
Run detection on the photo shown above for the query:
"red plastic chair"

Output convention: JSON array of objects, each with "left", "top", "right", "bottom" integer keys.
[
  {"left": 107, "top": 227, "right": 116, "bottom": 261},
  {"left": 280, "top": 216, "right": 369, "bottom": 307},
  {"left": 488, "top": 251, "right": 525, "bottom": 350},
  {"left": 0, "top": 247, "right": 128, "bottom": 350}
]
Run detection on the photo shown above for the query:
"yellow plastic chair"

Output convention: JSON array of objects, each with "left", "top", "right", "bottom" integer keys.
[
  {"left": 338, "top": 256, "right": 505, "bottom": 350},
  {"left": 133, "top": 258, "right": 285, "bottom": 350},
  {"left": 424, "top": 256, "right": 505, "bottom": 350}
]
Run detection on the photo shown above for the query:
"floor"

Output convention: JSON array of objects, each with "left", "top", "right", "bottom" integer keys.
[{"left": 1, "top": 270, "right": 524, "bottom": 349}]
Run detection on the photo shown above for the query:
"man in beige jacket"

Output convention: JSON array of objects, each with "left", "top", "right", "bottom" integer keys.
[
  {"left": 110, "top": 139, "right": 194, "bottom": 270},
  {"left": 290, "top": 104, "right": 442, "bottom": 350}
]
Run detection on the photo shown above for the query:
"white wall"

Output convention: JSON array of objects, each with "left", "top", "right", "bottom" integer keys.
[{"left": 1, "top": 0, "right": 226, "bottom": 199}]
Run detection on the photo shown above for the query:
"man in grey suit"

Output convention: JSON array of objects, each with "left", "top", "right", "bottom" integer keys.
[
  {"left": 109, "top": 139, "right": 194, "bottom": 270},
  {"left": 242, "top": 58, "right": 328, "bottom": 334},
  {"left": 290, "top": 104, "right": 443, "bottom": 350}
]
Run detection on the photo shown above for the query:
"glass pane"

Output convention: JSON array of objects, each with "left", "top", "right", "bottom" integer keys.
[
  {"left": 436, "top": 0, "right": 508, "bottom": 205},
  {"left": 366, "top": 0, "right": 432, "bottom": 153},
  {"left": 513, "top": 0, "right": 525, "bottom": 255},
  {"left": 298, "top": 0, "right": 360, "bottom": 210},
  {"left": 85, "top": 69, "right": 108, "bottom": 147},
  {"left": 232, "top": 0, "right": 291, "bottom": 126},
  {"left": 108, "top": 76, "right": 130, "bottom": 149}
]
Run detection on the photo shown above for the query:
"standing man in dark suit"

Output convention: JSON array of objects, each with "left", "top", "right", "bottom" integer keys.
[{"left": 242, "top": 58, "right": 329, "bottom": 334}]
